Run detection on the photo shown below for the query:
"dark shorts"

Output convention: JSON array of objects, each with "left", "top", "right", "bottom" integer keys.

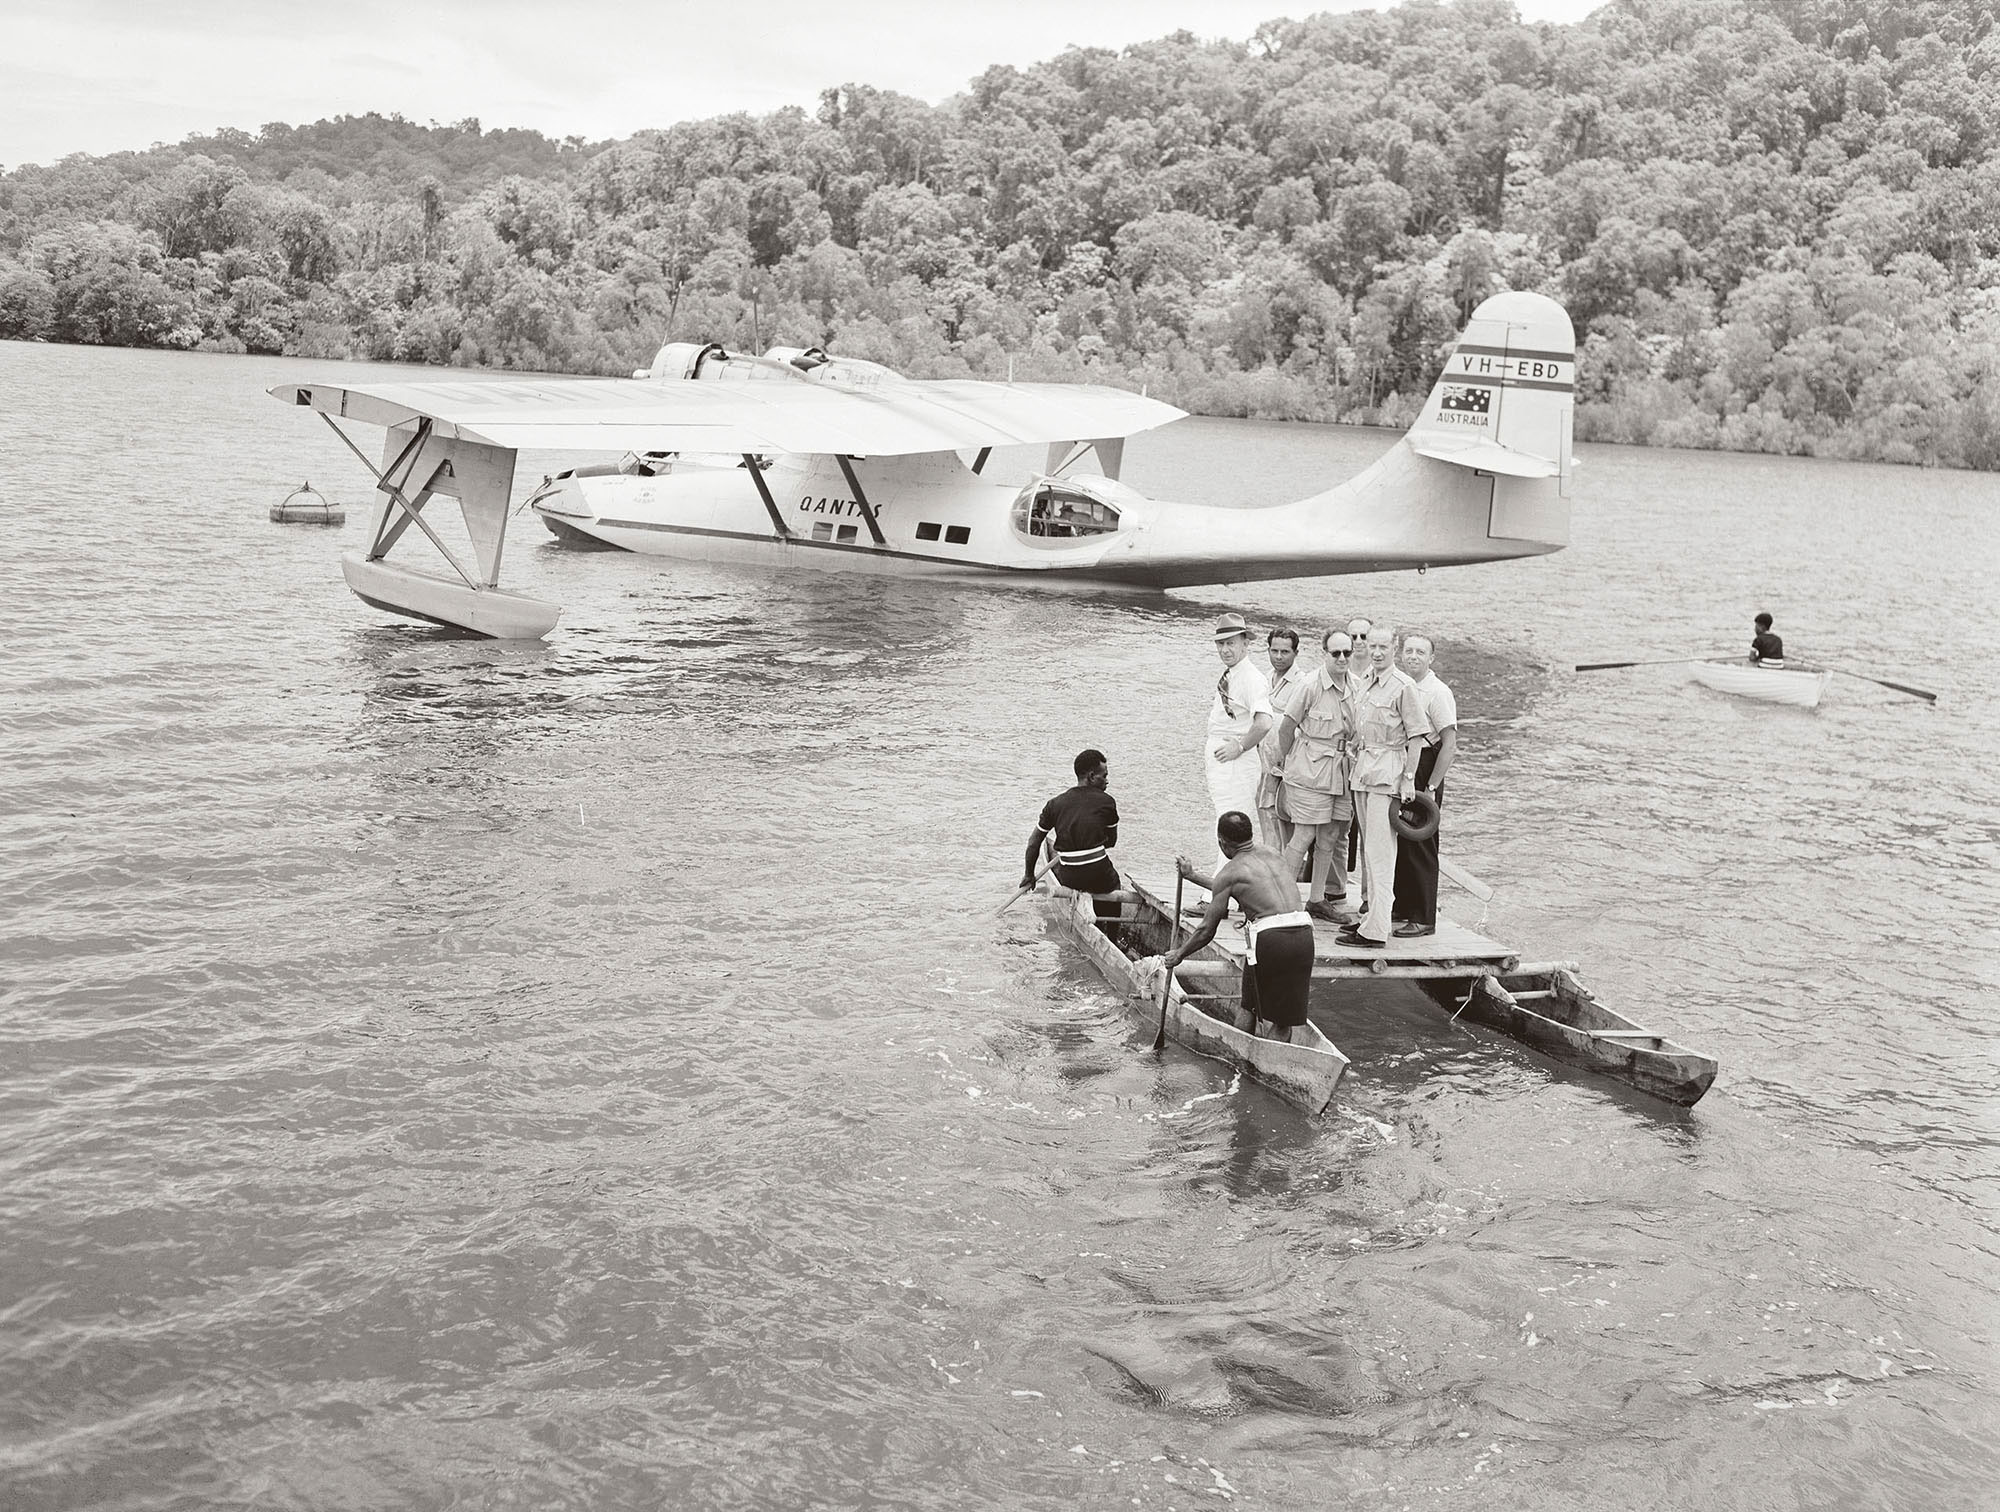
[
  {"left": 1054, "top": 857, "right": 1120, "bottom": 896},
  {"left": 1241, "top": 924, "right": 1314, "bottom": 1029}
]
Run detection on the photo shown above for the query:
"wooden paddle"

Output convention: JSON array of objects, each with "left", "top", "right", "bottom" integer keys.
[
  {"left": 1830, "top": 668, "right": 1938, "bottom": 703},
  {"left": 1155, "top": 871, "right": 1183, "bottom": 1053},
  {"left": 1574, "top": 655, "right": 1731, "bottom": 671},
  {"left": 1578, "top": 657, "right": 1937, "bottom": 703},
  {"left": 995, "top": 855, "right": 1055, "bottom": 915},
  {"left": 1438, "top": 856, "right": 1493, "bottom": 902}
]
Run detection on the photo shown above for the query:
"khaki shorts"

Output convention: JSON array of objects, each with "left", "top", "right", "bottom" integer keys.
[{"left": 1279, "top": 782, "right": 1350, "bottom": 826}]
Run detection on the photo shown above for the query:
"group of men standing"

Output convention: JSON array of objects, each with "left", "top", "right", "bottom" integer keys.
[
  {"left": 1201, "top": 611, "right": 1457, "bottom": 949},
  {"left": 1020, "top": 611, "right": 1459, "bottom": 1047}
]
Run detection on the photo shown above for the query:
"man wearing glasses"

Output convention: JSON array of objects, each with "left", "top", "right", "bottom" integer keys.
[{"left": 1273, "top": 628, "right": 1359, "bottom": 923}]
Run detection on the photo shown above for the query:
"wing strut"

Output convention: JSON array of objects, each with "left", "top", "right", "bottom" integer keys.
[
  {"left": 321, "top": 414, "right": 478, "bottom": 588},
  {"left": 742, "top": 454, "right": 794, "bottom": 539},
  {"left": 833, "top": 456, "right": 888, "bottom": 546}
]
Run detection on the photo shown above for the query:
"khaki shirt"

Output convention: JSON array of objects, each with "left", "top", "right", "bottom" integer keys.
[
  {"left": 1258, "top": 662, "right": 1305, "bottom": 774},
  {"left": 1280, "top": 666, "right": 1350, "bottom": 795},
  {"left": 1346, "top": 665, "right": 1430, "bottom": 793}
]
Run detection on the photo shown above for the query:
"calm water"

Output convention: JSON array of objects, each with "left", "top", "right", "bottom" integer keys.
[{"left": 3, "top": 341, "right": 1997, "bottom": 1511}]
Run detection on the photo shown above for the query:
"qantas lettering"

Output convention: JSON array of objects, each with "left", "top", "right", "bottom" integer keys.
[{"left": 797, "top": 495, "right": 858, "bottom": 516}]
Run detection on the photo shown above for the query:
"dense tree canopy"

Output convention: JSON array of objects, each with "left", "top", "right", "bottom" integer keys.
[{"left": 3, "top": 0, "right": 1997, "bottom": 467}]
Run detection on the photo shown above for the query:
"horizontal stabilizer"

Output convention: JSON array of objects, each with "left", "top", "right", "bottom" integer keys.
[{"left": 1410, "top": 435, "right": 1560, "bottom": 478}]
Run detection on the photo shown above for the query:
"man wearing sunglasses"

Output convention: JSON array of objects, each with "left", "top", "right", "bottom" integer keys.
[{"left": 1273, "top": 628, "right": 1359, "bottom": 923}]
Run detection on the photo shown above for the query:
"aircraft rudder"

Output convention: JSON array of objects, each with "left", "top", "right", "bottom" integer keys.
[{"left": 1408, "top": 291, "right": 1575, "bottom": 484}]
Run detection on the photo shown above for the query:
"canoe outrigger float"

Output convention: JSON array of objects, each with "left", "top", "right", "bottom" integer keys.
[
  {"left": 1047, "top": 876, "right": 1349, "bottom": 1116},
  {"left": 1688, "top": 659, "right": 1831, "bottom": 708},
  {"left": 1423, "top": 970, "right": 1718, "bottom": 1106},
  {"left": 1042, "top": 868, "right": 1717, "bottom": 1110}
]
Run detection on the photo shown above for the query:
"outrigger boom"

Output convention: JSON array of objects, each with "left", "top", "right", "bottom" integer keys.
[{"left": 270, "top": 291, "right": 1578, "bottom": 638}]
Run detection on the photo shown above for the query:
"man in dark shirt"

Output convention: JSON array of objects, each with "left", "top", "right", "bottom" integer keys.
[
  {"left": 1024, "top": 748, "right": 1122, "bottom": 937},
  {"left": 1750, "top": 612, "right": 1785, "bottom": 667}
]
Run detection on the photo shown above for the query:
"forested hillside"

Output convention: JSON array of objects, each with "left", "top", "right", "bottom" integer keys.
[{"left": 4, "top": 0, "right": 1997, "bottom": 467}]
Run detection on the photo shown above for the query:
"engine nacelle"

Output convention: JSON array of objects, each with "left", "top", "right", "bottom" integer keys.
[
  {"left": 635, "top": 341, "right": 727, "bottom": 380},
  {"left": 762, "top": 345, "right": 830, "bottom": 372}
]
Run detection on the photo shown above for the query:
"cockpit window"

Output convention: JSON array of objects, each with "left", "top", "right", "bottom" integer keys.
[{"left": 1011, "top": 484, "right": 1121, "bottom": 541}]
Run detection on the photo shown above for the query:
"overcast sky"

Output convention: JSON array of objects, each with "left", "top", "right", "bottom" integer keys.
[{"left": 3, "top": 0, "right": 1610, "bottom": 170}]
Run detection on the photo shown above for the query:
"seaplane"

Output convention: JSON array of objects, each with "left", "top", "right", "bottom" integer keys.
[{"left": 268, "top": 290, "right": 1576, "bottom": 638}]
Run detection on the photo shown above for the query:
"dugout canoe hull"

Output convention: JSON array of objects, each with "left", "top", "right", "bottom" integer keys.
[
  {"left": 1047, "top": 876, "right": 1348, "bottom": 1116},
  {"left": 1430, "top": 967, "right": 1718, "bottom": 1106}
]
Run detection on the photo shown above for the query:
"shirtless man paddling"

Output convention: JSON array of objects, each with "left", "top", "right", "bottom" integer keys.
[{"left": 1151, "top": 811, "right": 1318, "bottom": 1046}]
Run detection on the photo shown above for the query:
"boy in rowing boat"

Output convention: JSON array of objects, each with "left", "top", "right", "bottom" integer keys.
[
  {"left": 1024, "top": 748, "right": 1122, "bottom": 939},
  {"left": 1750, "top": 612, "right": 1785, "bottom": 667},
  {"left": 1149, "top": 812, "right": 1317, "bottom": 1045}
]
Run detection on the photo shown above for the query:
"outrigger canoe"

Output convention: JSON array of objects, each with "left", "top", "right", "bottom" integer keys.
[
  {"left": 1429, "top": 967, "right": 1717, "bottom": 1105},
  {"left": 1046, "top": 875, "right": 1349, "bottom": 1115},
  {"left": 1689, "top": 659, "right": 1830, "bottom": 709}
]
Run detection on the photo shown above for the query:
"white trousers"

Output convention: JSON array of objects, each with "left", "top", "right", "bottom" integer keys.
[
  {"left": 1206, "top": 749, "right": 1262, "bottom": 870},
  {"left": 1351, "top": 788, "right": 1398, "bottom": 943},
  {"left": 1206, "top": 749, "right": 1263, "bottom": 817}
]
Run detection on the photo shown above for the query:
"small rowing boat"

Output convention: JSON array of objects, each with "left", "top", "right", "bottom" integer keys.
[
  {"left": 1046, "top": 874, "right": 1349, "bottom": 1115},
  {"left": 1431, "top": 967, "right": 1717, "bottom": 1105},
  {"left": 1688, "top": 659, "right": 1830, "bottom": 708}
]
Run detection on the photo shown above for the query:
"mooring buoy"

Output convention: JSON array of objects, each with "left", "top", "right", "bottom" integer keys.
[{"left": 271, "top": 481, "right": 345, "bottom": 525}]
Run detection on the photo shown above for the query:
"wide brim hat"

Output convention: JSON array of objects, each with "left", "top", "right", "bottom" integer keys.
[
  {"left": 1213, "top": 613, "right": 1251, "bottom": 641},
  {"left": 1390, "top": 791, "right": 1440, "bottom": 841}
]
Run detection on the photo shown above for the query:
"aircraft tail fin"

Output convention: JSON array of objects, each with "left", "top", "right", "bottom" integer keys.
[{"left": 1407, "top": 291, "right": 1575, "bottom": 489}]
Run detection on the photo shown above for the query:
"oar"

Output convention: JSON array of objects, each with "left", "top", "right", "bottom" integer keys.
[
  {"left": 1574, "top": 655, "right": 1731, "bottom": 671},
  {"left": 1829, "top": 668, "right": 1938, "bottom": 703},
  {"left": 995, "top": 855, "right": 1055, "bottom": 915},
  {"left": 1155, "top": 871, "right": 1183, "bottom": 1053},
  {"left": 1438, "top": 856, "right": 1493, "bottom": 903}
]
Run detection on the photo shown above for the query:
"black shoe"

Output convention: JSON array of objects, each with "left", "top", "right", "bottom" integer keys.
[
  {"left": 1335, "top": 928, "right": 1387, "bottom": 949},
  {"left": 1393, "top": 921, "right": 1435, "bottom": 938},
  {"left": 1306, "top": 901, "right": 1343, "bottom": 923}
]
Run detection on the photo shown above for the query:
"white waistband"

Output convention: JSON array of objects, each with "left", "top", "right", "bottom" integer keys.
[
  {"left": 1249, "top": 910, "right": 1313, "bottom": 937},
  {"left": 1057, "top": 846, "right": 1108, "bottom": 864}
]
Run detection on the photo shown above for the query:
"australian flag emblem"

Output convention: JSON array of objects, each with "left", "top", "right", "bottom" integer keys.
[{"left": 1440, "top": 383, "right": 1491, "bottom": 414}]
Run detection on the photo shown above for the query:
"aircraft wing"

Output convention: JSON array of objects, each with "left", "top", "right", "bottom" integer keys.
[{"left": 269, "top": 374, "right": 1186, "bottom": 455}]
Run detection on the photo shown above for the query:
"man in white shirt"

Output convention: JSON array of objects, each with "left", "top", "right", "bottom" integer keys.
[
  {"left": 1205, "top": 613, "right": 1272, "bottom": 870},
  {"left": 1391, "top": 631, "right": 1458, "bottom": 937},
  {"left": 1256, "top": 627, "right": 1306, "bottom": 851}
]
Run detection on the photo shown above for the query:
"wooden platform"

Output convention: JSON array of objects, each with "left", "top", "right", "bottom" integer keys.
[{"left": 1132, "top": 872, "right": 1521, "bottom": 981}]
